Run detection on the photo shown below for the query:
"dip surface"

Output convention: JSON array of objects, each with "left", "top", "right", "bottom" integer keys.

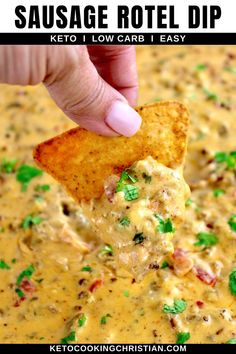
[{"left": 0, "top": 46, "right": 236, "bottom": 343}]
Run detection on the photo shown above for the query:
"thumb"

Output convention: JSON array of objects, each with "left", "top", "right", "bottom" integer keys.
[{"left": 44, "top": 46, "right": 141, "bottom": 137}]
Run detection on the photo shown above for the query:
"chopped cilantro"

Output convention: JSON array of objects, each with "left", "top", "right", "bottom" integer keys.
[
  {"left": 120, "top": 216, "right": 130, "bottom": 226},
  {"left": 100, "top": 244, "right": 113, "bottom": 256},
  {"left": 34, "top": 195, "right": 44, "bottom": 202},
  {"left": 228, "top": 215, "right": 236, "bottom": 232},
  {"left": 81, "top": 266, "right": 92, "bottom": 272},
  {"left": 15, "top": 288, "right": 25, "bottom": 298},
  {"left": 39, "top": 337, "right": 45, "bottom": 341},
  {"left": 16, "top": 164, "right": 43, "bottom": 191},
  {"left": 116, "top": 170, "right": 139, "bottom": 201},
  {"left": 0, "top": 260, "right": 11, "bottom": 270},
  {"left": 78, "top": 313, "right": 87, "bottom": 328},
  {"left": 225, "top": 67, "right": 236, "bottom": 75},
  {"left": 176, "top": 332, "right": 190, "bottom": 344},
  {"left": 214, "top": 151, "right": 236, "bottom": 170},
  {"left": 185, "top": 198, "right": 193, "bottom": 206},
  {"left": 116, "top": 171, "right": 137, "bottom": 191},
  {"left": 226, "top": 338, "right": 236, "bottom": 344},
  {"left": 194, "top": 232, "right": 218, "bottom": 247},
  {"left": 203, "top": 88, "right": 218, "bottom": 101},
  {"left": 161, "top": 261, "right": 169, "bottom": 269},
  {"left": 123, "top": 290, "right": 129, "bottom": 297},
  {"left": 155, "top": 214, "right": 175, "bottom": 234},
  {"left": 60, "top": 331, "right": 76, "bottom": 344},
  {"left": 163, "top": 299, "right": 187, "bottom": 314},
  {"left": 0, "top": 158, "right": 17, "bottom": 173},
  {"left": 34, "top": 184, "right": 50, "bottom": 192},
  {"left": 0, "top": 227, "right": 4, "bottom": 233},
  {"left": 142, "top": 172, "right": 152, "bottom": 184},
  {"left": 229, "top": 268, "right": 236, "bottom": 296},
  {"left": 11, "top": 258, "right": 17, "bottom": 264},
  {"left": 22, "top": 214, "right": 43, "bottom": 229},
  {"left": 100, "top": 314, "right": 111, "bottom": 325},
  {"left": 133, "top": 232, "right": 145, "bottom": 245},
  {"left": 195, "top": 64, "right": 206, "bottom": 71},
  {"left": 122, "top": 185, "right": 139, "bottom": 201},
  {"left": 213, "top": 189, "right": 225, "bottom": 197},
  {"left": 16, "top": 264, "right": 35, "bottom": 286}
]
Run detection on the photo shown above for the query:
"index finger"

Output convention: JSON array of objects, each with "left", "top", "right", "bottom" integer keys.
[{"left": 87, "top": 45, "right": 138, "bottom": 106}]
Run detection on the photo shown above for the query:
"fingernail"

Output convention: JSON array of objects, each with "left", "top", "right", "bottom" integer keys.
[{"left": 105, "top": 101, "right": 142, "bottom": 137}]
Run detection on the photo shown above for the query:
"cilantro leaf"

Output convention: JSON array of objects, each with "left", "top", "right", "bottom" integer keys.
[
  {"left": 123, "top": 290, "right": 129, "bottom": 297},
  {"left": 15, "top": 288, "right": 25, "bottom": 298},
  {"left": 100, "top": 314, "right": 111, "bottom": 325},
  {"left": 100, "top": 244, "right": 113, "bottom": 256},
  {"left": 0, "top": 158, "right": 17, "bottom": 173},
  {"left": 115, "top": 170, "right": 139, "bottom": 201},
  {"left": 16, "top": 264, "right": 35, "bottom": 286},
  {"left": 213, "top": 189, "right": 225, "bottom": 197},
  {"left": 122, "top": 185, "right": 139, "bottom": 201},
  {"left": 228, "top": 215, "right": 236, "bottom": 232},
  {"left": 155, "top": 214, "right": 175, "bottom": 233},
  {"left": 120, "top": 216, "right": 130, "bottom": 226},
  {"left": 16, "top": 164, "right": 43, "bottom": 191},
  {"left": 225, "top": 67, "right": 236, "bottom": 75},
  {"left": 195, "top": 64, "right": 206, "bottom": 71},
  {"left": 60, "top": 331, "right": 76, "bottom": 344},
  {"left": 161, "top": 261, "right": 169, "bottom": 269},
  {"left": 163, "top": 299, "right": 187, "bottom": 314},
  {"left": 22, "top": 214, "right": 43, "bottom": 229},
  {"left": 185, "top": 198, "right": 193, "bottom": 206},
  {"left": 81, "top": 266, "right": 92, "bottom": 272},
  {"left": 226, "top": 338, "right": 236, "bottom": 344},
  {"left": 133, "top": 232, "right": 145, "bottom": 245},
  {"left": 203, "top": 88, "right": 218, "bottom": 101},
  {"left": 116, "top": 171, "right": 137, "bottom": 191},
  {"left": 194, "top": 232, "right": 218, "bottom": 247},
  {"left": 34, "top": 184, "right": 50, "bottom": 192},
  {"left": 78, "top": 313, "right": 87, "bottom": 328},
  {"left": 0, "top": 260, "right": 11, "bottom": 270},
  {"left": 229, "top": 268, "right": 236, "bottom": 296},
  {"left": 176, "top": 332, "right": 190, "bottom": 344},
  {"left": 214, "top": 151, "right": 236, "bottom": 170}
]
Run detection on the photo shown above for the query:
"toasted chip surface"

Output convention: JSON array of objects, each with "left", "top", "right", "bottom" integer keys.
[{"left": 33, "top": 101, "right": 189, "bottom": 201}]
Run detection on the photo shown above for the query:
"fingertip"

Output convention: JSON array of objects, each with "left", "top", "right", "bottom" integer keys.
[{"left": 105, "top": 101, "right": 142, "bottom": 137}]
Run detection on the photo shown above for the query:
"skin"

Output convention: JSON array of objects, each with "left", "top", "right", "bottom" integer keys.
[{"left": 0, "top": 45, "right": 141, "bottom": 136}]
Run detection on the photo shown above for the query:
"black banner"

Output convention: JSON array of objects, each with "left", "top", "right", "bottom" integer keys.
[
  {"left": 0, "top": 32, "right": 235, "bottom": 45},
  {"left": 0, "top": 344, "right": 235, "bottom": 353}
]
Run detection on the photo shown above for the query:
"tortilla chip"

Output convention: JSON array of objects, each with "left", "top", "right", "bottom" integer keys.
[{"left": 33, "top": 101, "right": 189, "bottom": 202}]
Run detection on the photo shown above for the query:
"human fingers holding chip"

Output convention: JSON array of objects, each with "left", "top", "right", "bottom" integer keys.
[
  {"left": 46, "top": 45, "right": 141, "bottom": 137},
  {"left": 0, "top": 45, "right": 141, "bottom": 137}
]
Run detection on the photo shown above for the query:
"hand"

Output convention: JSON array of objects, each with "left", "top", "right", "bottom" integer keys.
[{"left": 0, "top": 45, "right": 141, "bottom": 137}]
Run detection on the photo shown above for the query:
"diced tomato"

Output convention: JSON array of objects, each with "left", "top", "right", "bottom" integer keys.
[
  {"left": 192, "top": 266, "right": 217, "bottom": 287},
  {"left": 13, "top": 297, "right": 26, "bottom": 307},
  {"left": 21, "top": 279, "right": 36, "bottom": 293},
  {"left": 196, "top": 300, "right": 204, "bottom": 308},
  {"left": 172, "top": 248, "right": 193, "bottom": 277},
  {"left": 89, "top": 279, "right": 103, "bottom": 292}
]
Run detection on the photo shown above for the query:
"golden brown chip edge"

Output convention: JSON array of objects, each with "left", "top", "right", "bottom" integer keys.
[{"left": 33, "top": 101, "right": 189, "bottom": 202}]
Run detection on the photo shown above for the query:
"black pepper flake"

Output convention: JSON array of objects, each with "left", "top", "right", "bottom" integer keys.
[
  {"left": 152, "top": 329, "right": 158, "bottom": 338},
  {"left": 77, "top": 291, "right": 88, "bottom": 299}
]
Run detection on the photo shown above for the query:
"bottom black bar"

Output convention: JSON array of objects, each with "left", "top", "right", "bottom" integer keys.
[
  {"left": 0, "top": 33, "right": 235, "bottom": 45},
  {"left": 0, "top": 344, "right": 235, "bottom": 353}
]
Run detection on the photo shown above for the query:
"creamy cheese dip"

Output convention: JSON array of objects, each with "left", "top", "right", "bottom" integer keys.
[
  {"left": 82, "top": 157, "right": 189, "bottom": 279},
  {"left": 0, "top": 46, "right": 236, "bottom": 344}
]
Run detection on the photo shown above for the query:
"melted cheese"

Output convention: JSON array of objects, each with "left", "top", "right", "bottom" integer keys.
[
  {"left": 82, "top": 157, "right": 189, "bottom": 279},
  {"left": 0, "top": 46, "right": 236, "bottom": 344}
]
